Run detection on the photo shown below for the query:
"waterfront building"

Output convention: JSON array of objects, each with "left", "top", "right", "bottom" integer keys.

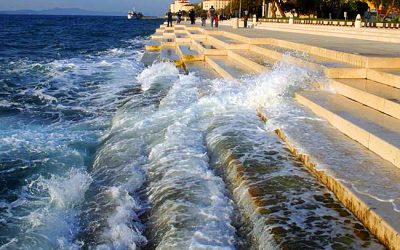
[
  {"left": 170, "top": 0, "right": 195, "bottom": 13},
  {"left": 202, "top": 0, "right": 230, "bottom": 11}
]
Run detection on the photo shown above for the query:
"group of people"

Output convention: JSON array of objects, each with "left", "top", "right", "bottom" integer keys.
[
  {"left": 166, "top": 9, "right": 196, "bottom": 27},
  {"left": 201, "top": 6, "right": 222, "bottom": 28},
  {"left": 166, "top": 6, "right": 223, "bottom": 28}
]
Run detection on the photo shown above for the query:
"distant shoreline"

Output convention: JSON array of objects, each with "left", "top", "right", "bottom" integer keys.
[
  {"left": 0, "top": 13, "right": 164, "bottom": 19},
  {"left": 0, "top": 8, "right": 164, "bottom": 18}
]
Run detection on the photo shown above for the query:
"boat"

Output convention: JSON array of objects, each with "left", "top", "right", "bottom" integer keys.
[{"left": 127, "top": 8, "right": 143, "bottom": 20}]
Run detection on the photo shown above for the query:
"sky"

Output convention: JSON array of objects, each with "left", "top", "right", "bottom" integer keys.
[{"left": 0, "top": 0, "right": 175, "bottom": 16}]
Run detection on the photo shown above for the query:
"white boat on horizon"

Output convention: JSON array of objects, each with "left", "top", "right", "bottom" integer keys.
[{"left": 127, "top": 7, "right": 143, "bottom": 20}]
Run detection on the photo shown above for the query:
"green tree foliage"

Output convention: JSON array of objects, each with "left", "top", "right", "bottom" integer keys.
[
  {"left": 221, "top": 0, "right": 398, "bottom": 20},
  {"left": 224, "top": 0, "right": 265, "bottom": 16}
]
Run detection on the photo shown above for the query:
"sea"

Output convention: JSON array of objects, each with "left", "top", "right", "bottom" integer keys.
[{"left": 0, "top": 15, "right": 386, "bottom": 250}]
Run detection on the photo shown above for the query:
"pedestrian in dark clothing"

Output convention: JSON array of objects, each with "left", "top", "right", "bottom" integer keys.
[
  {"left": 209, "top": 6, "right": 216, "bottom": 27},
  {"left": 189, "top": 9, "right": 196, "bottom": 24},
  {"left": 177, "top": 11, "right": 182, "bottom": 24},
  {"left": 243, "top": 10, "right": 249, "bottom": 28},
  {"left": 167, "top": 11, "right": 173, "bottom": 27},
  {"left": 244, "top": 15, "right": 248, "bottom": 28}
]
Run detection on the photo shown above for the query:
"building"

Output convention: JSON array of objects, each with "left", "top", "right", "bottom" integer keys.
[
  {"left": 202, "top": 0, "right": 230, "bottom": 11},
  {"left": 170, "top": 0, "right": 195, "bottom": 13}
]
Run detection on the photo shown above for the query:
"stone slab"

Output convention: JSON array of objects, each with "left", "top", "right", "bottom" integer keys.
[
  {"left": 332, "top": 78, "right": 400, "bottom": 119},
  {"left": 177, "top": 45, "right": 204, "bottom": 61},
  {"left": 206, "top": 56, "right": 254, "bottom": 80},
  {"left": 259, "top": 104, "right": 400, "bottom": 250},
  {"left": 227, "top": 50, "right": 267, "bottom": 73},
  {"left": 255, "top": 23, "right": 400, "bottom": 43},
  {"left": 184, "top": 61, "right": 220, "bottom": 79},
  {"left": 296, "top": 91, "right": 400, "bottom": 168},
  {"left": 367, "top": 69, "right": 400, "bottom": 88}
]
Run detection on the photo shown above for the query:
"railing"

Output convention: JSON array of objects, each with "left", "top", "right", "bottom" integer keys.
[{"left": 258, "top": 18, "right": 400, "bottom": 29}]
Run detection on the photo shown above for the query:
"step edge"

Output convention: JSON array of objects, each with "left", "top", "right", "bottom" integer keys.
[
  {"left": 295, "top": 92, "right": 400, "bottom": 168},
  {"left": 331, "top": 79, "right": 400, "bottom": 119}
]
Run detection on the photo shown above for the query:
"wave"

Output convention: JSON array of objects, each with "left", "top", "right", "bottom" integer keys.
[{"left": 0, "top": 35, "right": 147, "bottom": 248}]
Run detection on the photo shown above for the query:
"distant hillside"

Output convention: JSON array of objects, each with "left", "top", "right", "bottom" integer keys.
[{"left": 0, "top": 8, "right": 124, "bottom": 16}]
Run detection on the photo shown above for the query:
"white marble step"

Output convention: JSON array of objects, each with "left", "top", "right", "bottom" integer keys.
[
  {"left": 206, "top": 56, "right": 256, "bottom": 79},
  {"left": 296, "top": 91, "right": 400, "bottom": 168},
  {"left": 367, "top": 69, "right": 400, "bottom": 89},
  {"left": 177, "top": 45, "right": 203, "bottom": 61},
  {"left": 332, "top": 78, "right": 400, "bottom": 119},
  {"left": 228, "top": 50, "right": 276, "bottom": 73},
  {"left": 185, "top": 61, "right": 219, "bottom": 79}
]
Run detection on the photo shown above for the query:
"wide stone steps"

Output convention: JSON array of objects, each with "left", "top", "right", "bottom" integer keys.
[
  {"left": 141, "top": 51, "right": 159, "bottom": 67},
  {"left": 192, "top": 39, "right": 226, "bottom": 56},
  {"left": 207, "top": 35, "right": 249, "bottom": 50},
  {"left": 331, "top": 78, "right": 400, "bottom": 119},
  {"left": 151, "top": 32, "right": 164, "bottom": 39},
  {"left": 206, "top": 56, "right": 255, "bottom": 79},
  {"left": 184, "top": 61, "right": 219, "bottom": 79},
  {"left": 227, "top": 50, "right": 276, "bottom": 73},
  {"left": 145, "top": 39, "right": 161, "bottom": 51},
  {"left": 160, "top": 46, "right": 182, "bottom": 66},
  {"left": 176, "top": 45, "right": 203, "bottom": 62},
  {"left": 187, "top": 29, "right": 206, "bottom": 39},
  {"left": 251, "top": 44, "right": 365, "bottom": 78},
  {"left": 367, "top": 69, "right": 400, "bottom": 89},
  {"left": 161, "top": 37, "right": 175, "bottom": 47},
  {"left": 256, "top": 23, "right": 400, "bottom": 43},
  {"left": 296, "top": 91, "right": 400, "bottom": 168}
]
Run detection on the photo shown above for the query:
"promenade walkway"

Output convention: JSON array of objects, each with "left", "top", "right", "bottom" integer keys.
[{"left": 217, "top": 24, "right": 400, "bottom": 56}]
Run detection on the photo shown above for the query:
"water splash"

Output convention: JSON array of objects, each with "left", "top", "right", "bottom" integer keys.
[{"left": 0, "top": 34, "right": 147, "bottom": 248}]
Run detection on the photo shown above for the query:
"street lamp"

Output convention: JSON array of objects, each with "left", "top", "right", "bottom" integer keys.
[{"left": 239, "top": 0, "right": 242, "bottom": 18}]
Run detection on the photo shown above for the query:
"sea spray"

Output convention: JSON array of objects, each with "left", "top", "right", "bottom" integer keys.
[
  {"left": 0, "top": 16, "right": 158, "bottom": 248},
  {"left": 200, "top": 62, "right": 383, "bottom": 249},
  {"left": 0, "top": 169, "right": 91, "bottom": 249},
  {"left": 134, "top": 59, "right": 382, "bottom": 249},
  {"left": 143, "top": 73, "right": 237, "bottom": 249},
  {"left": 78, "top": 62, "right": 178, "bottom": 249}
]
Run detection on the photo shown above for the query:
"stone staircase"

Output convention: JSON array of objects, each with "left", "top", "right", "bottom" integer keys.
[
  {"left": 255, "top": 22, "right": 400, "bottom": 43},
  {"left": 143, "top": 23, "right": 400, "bottom": 250}
]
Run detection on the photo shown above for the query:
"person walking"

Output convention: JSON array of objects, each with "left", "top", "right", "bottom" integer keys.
[
  {"left": 243, "top": 11, "right": 249, "bottom": 28},
  {"left": 167, "top": 11, "right": 173, "bottom": 27},
  {"left": 189, "top": 9, "right": 196, "bottom": 25},
  {"left": 201, "top": 10, "right": 207, "bottom": 27},
  {"left": 214, "top": 14, "right": 219, "bottom": 28},
  {"left": 177, "top": 11, "right": 182, "bottom": 24},
  {"left": 208, "top": 5, "right": 216, "bottom": 27}
]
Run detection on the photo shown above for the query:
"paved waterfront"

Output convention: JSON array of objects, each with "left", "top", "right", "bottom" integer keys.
[{"left": 196, "top": 22, "right": 400, "bottom": 57}]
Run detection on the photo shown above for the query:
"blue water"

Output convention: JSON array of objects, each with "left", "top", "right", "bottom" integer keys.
[
  {"left": 0, "top": 15, "right": 386, "bottom": 250},
  {"left": 0, "top": 15, "right": 162, "bottom": 248}
]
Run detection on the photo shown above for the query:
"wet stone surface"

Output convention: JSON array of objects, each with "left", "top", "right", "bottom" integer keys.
[{"left": 206, "top": 112, "right": 384, "bottom": 250}]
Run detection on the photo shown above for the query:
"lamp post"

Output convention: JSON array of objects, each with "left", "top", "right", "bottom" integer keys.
[
  {"left": 239, "top": 0, "right": 242, "bottom": 18},
  {"left": 262, "top": 0, "right": 266, "bottom": 18}
]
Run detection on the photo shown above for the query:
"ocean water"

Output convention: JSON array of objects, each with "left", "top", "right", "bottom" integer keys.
[
  {"left": 0, "top": 15, "right": 162, "bottom": 249},
  {"left": 0, "top": 15, "right": 385, "bottom": 250}
]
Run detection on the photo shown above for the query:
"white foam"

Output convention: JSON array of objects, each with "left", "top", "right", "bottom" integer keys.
[
  {"left": 0, "top": 35, "right": 147, "bottom": 248},
  {"left": 142, "top": 72, "right": 237, "bottom": 249},
  {"left": 15, "top": 169, "right": 92, "bottom": 248},
  {"left": 137, "top": 62, "right": 179, "bottom": 91},
  {"left": 99, "top": 186, "right": 147, "bottom": 250},
  {"left": 44, "top": 169, "right": 92, "bottom": 208}
]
